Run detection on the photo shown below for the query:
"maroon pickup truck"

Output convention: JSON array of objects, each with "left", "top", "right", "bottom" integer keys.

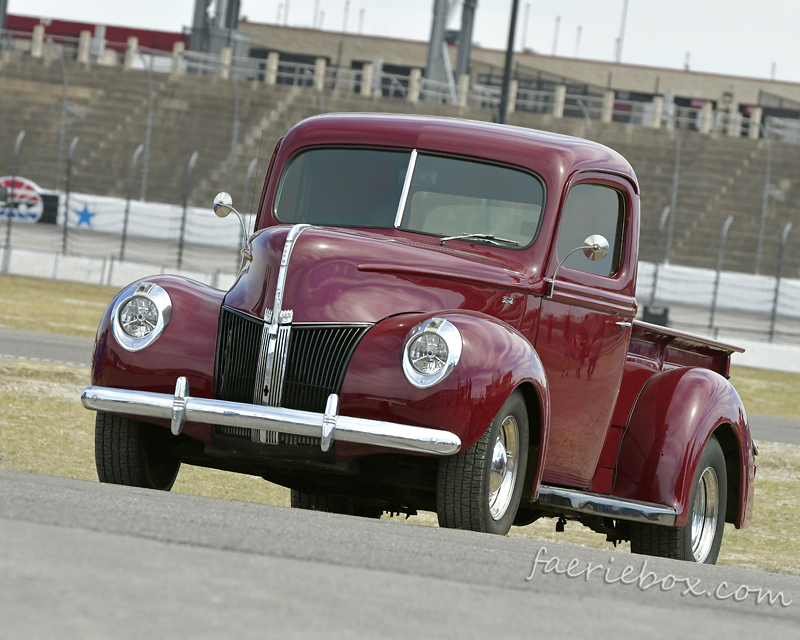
[{"left": 82, "top": 114, "right": 755, "bottom": 564}]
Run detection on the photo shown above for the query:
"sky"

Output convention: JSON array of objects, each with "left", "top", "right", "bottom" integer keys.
[{"left": 10, "top": 1, "right": 800, "bottom": 84}]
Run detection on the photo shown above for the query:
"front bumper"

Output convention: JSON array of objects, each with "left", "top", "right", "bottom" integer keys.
[{"left": 81, "top": 377, "right": 462, "bottom": 456}]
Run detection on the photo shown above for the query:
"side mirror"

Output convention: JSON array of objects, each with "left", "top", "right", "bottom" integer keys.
[
  {"left": 213, "top": 191, "right": 233, "bottom": 218},
  {"left": 212, "top": 192, "right": 252, "bottom": 269},
  {"left": 581, "top": 234, "right": 610, "bottom": 261},
  {"left": 548, "top": 234, "right": 610, "bottom": 299}
]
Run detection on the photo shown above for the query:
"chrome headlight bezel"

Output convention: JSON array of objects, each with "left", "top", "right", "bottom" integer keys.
[
  {"left": 402, "top": 317, "right": 463, "bottom": 389},
  {"left": 111, "top": 282, "right": 172, "bottom": 352}
]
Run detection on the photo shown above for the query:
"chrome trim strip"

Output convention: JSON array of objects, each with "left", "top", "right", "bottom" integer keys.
[
  {"left": 266, "top": 324, "right": 292, "bottom": 406},
  {"left": 81, "top": 386, "right": 462, "bottom": 456},
  {"left": 536, "top": 484, "right": 677, "bottom": 526},
  {"left": 253, "top": 323, "right": 271, "bottom": 404},
  {"left": 271, "top": 224, "right": 311, "bottom": 326},
  {"left": 394, "top": 149, "right": 418, "bottom": 228},
  {"left": 258, "top": 223, "right": 312, "bottom": 405}
]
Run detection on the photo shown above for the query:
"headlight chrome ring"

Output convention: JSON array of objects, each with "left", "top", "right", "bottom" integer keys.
[
  {"left": 111, "top": 282, "right": 172, "bottom": 352},
  {"left": 402, "top": 317, "right": 462, "bottom": 389}
]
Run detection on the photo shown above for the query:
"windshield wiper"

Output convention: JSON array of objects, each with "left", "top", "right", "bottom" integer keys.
[{"left": 439, "top": 233, "right": 520, "bottom": 247}]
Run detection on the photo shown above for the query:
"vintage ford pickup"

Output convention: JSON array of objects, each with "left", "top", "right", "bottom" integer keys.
[{"left": 82, "top": 113, "right": 755, "bottom": 564}]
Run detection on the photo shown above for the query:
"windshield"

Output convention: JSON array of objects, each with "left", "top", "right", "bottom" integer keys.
[{"left": 274, "top": 147, "right": 545, "bottom": 248}]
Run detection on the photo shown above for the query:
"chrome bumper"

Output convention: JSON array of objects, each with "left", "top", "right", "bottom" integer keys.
[{"left": 81, "top": 377, "right": 461, "bottom": 456}]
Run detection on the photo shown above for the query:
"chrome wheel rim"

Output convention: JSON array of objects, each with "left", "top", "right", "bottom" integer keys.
[
  {"left": 690, "top": 466, "right": 719, "bottom": 563},
  {"left": 489, "top": 415, "right": 519, "bottom": 520}
]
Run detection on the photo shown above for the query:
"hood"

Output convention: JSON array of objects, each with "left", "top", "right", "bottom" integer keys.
[{"left": 223, "top": 226, "right": 535, "bottom": 326}]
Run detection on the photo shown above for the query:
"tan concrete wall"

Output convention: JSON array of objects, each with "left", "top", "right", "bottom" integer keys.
[{"left": 239, "top": 20, "right": 800, "bottom": 107}]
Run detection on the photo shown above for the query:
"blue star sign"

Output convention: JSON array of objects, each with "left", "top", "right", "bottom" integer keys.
[{"left": 75, "top": 204, "right": 95, "bottom": 227}]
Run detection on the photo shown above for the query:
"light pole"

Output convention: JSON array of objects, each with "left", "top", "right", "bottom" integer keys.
[
  {"left": 227, "top": 74, "right": 240, "bottom": 194},
  {"left": 769, "top": 222, "right": 792, "bottom": 342},
  {"left": 178, "top": 151, "right": 199, "bottom": 269},
  {"left": 47, "top": 38, "right": 68, "bottom": 191},
  {"left": 3, "top": 130, "right": 24, "bottom": 273},
  {"left": 709, "top": 215, "right": 734, "bottom": 335},
  {"left": 576, "top": 99, "right": 590, "bottom": 138},
  {"left": 138, "top": 49, "right": 154, "bottom": 202},
  {"left": 498, "top": 0, "right": 520, "bottom": 124},
  {"left": 62, "top": 136, "right": 79, "bottom": 255},
  {"left": 616, "top": 0, "right": 629, "bottom": 63},
  {"left": 650, "top": 205, "right": 671, "bottom": 305},
  {"left": 121, "top": 144, "right": 144, "bottom": 260},
  {"left": 754, "top": 121, "right": 771, "bottom": 275},
  {"left": 663, "top": 112, "right": 680, "bottom": 264}
]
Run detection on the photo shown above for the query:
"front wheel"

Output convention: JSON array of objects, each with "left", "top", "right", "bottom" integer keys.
[
  {"left": 95, "top": 412, "right": 181, "bottom": 490},
  {"left": 630, "top": 434, "right": 727, "bottom": 564},
  {"left": 437, "top": 389, "right": 529, "bottom": 535}
]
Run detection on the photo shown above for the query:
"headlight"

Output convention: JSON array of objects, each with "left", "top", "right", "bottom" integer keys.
[
  {"left": 119, "top": 297, "right": 159, "bottom": 338},
  {"left": 111, "top": 282, "right": 172, "bottom": 352},
  {"left": 402, "top": 317, "right": 462, "bottom": 388}
]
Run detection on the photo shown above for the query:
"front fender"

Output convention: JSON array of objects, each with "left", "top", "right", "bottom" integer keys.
[
  {"left": 614, "top": 367, "right": 754, "bottom": 528},
  {"left": 92, "top": 275, "right": 225, "bottom": 443},
  {"left": 338, "top": 311, "right": 549, "bottom": 482}
]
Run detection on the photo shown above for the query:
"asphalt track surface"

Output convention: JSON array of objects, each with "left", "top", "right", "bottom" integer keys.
[
  {"left": 0, "top": 470, "right": 798, "bottom": 639},
  {"left": 2, "top": 326, "right": 799, "bottom": 446}
]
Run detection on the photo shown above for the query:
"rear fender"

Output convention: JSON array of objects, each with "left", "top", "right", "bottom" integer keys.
[
  {"left": 338, "top": 311, "right": 549, "bottom": 495},
  {"left": 614, "top": 367, "right": 754, "bottom": 528}
]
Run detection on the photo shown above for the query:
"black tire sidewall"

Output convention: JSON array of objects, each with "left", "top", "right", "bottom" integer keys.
[
  {"left": 682, "top": 434, "right": 727, "bottom": 563},
  {"left": 482, "top": 390, "right": 529, "bottom": 535}
]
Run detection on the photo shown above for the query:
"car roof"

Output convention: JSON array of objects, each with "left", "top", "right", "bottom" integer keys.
[{"left": 281, "top": 113, "right": 639, "bottom": 194}]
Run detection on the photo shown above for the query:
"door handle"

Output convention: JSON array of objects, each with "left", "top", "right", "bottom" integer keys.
[{"left": 615, "top": 321, "right": 632, "bottom": 328}]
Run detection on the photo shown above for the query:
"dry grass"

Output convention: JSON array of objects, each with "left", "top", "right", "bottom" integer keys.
[
  {"left": 729, "top": 365, "right": 800, "bottom": 419},
  {"left": 2, "top": 356, "right": 799, "bottom": 575},
  {"left": 0, "top": 274, "right": 118, "bottom": 337}
]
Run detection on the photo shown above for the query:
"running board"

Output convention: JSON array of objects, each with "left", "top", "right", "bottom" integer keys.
[{"left": 536, "top": 484, "right": 677, "bottom": 526}]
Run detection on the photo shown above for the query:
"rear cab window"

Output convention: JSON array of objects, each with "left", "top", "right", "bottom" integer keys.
[{"left": 556, "top": 183, "right": 625, "bottom": 277}]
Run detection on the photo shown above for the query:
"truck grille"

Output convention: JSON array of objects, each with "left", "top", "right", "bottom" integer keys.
[
  {"left": 213, "top": 308, "right": 263, "bottom": 404},
  {"left": 281, "top": 324, "right": 370, "bottom": 413},
  {"left": 213, "top": 307, "right": 369, "bottom": 414}
]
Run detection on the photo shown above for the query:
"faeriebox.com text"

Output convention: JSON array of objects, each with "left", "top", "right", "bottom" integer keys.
[{"left": 525, "top": 547, "right": 792, "bottom": 607}]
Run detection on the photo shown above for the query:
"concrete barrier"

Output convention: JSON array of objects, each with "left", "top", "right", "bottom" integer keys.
[{"left": 1, "top": 246, "right": 237, "bottom": 291}]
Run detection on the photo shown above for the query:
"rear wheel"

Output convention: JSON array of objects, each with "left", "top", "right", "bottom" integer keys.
[
  {"left": 290, "top": 490, "right": 383, "bottom": 519},
  {"left": 630, "top": 434, "right": 727, "bottom": 564},
  {"left": 95, "top": 411, "right": 181, "bottom": 490},
  {"left": 436, "top": 390, "right": 529, "bottom": 535}
]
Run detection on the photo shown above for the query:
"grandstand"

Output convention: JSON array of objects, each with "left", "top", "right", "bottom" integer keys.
[{"left": 1, "top": 20, "right": 800, "bottom": 283}]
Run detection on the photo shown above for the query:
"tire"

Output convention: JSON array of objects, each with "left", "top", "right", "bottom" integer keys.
[
  {"left": 290, "top": 489, "right": 383, "bottom": 519},
  {"left": 630, "top": 434, "right": 727, "bottom": 564},
  {"left": 95, "top": 411, "right": 181, "bottom": 491},
  {"left": 437, "top": 389, "right": 529, "bottom": 535}
]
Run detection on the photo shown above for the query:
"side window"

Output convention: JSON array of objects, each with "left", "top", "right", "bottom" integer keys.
[{"left": 556, "top": 184, "right": 624, "bottom": 277}]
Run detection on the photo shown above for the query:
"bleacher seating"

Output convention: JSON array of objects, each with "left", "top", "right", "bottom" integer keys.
[{"left": 2, "top": 53, "right": 799, "bottom": 278}]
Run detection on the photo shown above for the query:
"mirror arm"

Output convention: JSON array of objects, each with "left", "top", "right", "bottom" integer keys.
[
  {"left": 547, "top": 244, "right": 592, "bottom": 299},
  {"left": 224, "top": 203, "right": 253, "bottom": 267}
]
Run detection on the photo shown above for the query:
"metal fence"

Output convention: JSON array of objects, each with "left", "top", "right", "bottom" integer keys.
[
  {"left": 2, "top": 183, "right": 800, "bottom": 344},
  {"left": 4, "top": 27, "right": 797, "bottom": 141}
]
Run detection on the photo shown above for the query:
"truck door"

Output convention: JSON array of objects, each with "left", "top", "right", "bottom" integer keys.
[{"left": 535, "top": 175, "right": 638, "bottom": 489}]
